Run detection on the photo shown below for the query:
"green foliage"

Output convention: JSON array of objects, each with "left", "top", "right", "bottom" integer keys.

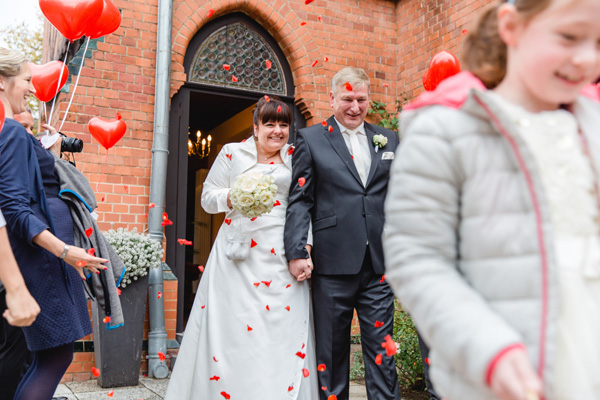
[
  {"left": 367, "top": 99, "right": 404, "bottom": 132},
  {"left": 0, "top": 18, "right": 43, "bottom": 118},
  {"left": 349, "top": 302, "right": 425, "bottom": 390}
]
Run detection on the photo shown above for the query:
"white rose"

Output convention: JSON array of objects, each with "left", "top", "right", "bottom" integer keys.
[{"left": 259, "top": 191, "right": 274, "bottom": 205}]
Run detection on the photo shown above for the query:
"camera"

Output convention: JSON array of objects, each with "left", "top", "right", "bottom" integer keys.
[{"left": 59, "top": 133, "right": 84, "bottom": 153}]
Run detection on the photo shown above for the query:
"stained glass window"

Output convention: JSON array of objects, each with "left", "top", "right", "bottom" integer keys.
[{"left": 189, "top": 22, "right": 286, "bottom": 95}]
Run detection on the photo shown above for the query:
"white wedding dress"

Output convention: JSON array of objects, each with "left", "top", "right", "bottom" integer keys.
[{"left": 165, "top": 161, "right": 318, "bottom": 400}]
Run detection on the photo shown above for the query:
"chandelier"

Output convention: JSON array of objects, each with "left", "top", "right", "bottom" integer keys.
[{"left": 188, "top": 128, "right": 212, "bottom": 159}]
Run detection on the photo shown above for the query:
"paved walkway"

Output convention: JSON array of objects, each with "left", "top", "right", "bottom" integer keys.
[{"left": 54, "top": 376, "right": 368, "bottom": 399}]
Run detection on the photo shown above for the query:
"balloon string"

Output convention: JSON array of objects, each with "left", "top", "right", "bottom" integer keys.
[
  {"left": 47, "top": 41, "right": 70, "bottom": 126},
  {"left": 58, "top": 37, "right": 89, "bottom": 132}
]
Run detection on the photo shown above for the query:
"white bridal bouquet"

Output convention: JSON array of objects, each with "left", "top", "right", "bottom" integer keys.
[
  {"left": 230, "top": 171, "right": 278, "bottom": 218},
  {"left": 104, "top": 227, "right": 164, "bottom": 288}
]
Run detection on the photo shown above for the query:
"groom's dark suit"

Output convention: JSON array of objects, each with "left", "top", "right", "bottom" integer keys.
[{"left": 285, "top": 115, "right": 401, "bottom": 400}]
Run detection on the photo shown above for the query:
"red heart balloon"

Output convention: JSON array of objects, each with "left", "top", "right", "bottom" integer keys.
[
  {"left": 0, "top": 102, "right": 5, "bottom": 133},
  {"left": 88, "top": 113, "right": 127, "bottom": 150},
  {"left": 84, "top": 0, "right": 122, "bottom": 40},
  {"left": 423, "top": 51, "right": 461, "bottom": 91},
  {"left": 422, "top": 68, "right": 434, "bottom": 91},
  {"left": 39, "top": 0, "right": 103, "bottom": 42},
  {"left": 29, "top": 61, "right": 69, "bottom": 102}
]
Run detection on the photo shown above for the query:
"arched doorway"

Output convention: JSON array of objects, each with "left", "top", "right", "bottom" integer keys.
[{"left": 166, "top": 12, "right": 304, "bottom": 334}]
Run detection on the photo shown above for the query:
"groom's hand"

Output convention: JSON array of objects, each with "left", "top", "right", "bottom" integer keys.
[{"left": 289, "top": 258, "right": 312, "bottom": 281}]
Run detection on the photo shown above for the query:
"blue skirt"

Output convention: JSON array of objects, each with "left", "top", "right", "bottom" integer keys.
[{"left": 20, "top": 197, "right": 92, "bottom": 352}]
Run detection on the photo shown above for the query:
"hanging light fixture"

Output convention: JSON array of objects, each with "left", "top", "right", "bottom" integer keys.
[{"left": 188, "top": 127, "right": 212, "bottom": 159}]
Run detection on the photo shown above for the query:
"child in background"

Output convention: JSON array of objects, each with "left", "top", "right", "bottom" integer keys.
[{"left": 383, "top": 0, "right": 600, "bottom": 399}]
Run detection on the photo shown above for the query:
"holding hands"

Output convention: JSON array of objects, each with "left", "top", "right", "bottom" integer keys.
[{"left": 288, "top": 245, "right": 313, "bottom": 281}]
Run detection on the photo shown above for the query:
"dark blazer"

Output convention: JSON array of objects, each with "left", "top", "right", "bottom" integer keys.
[{"left": 284, "top": 116, "right": 399, "bottom": 275}]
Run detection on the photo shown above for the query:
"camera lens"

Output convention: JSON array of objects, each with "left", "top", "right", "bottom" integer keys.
[{"left": 61, "top": 136, "right": 84, "bottom": 153}]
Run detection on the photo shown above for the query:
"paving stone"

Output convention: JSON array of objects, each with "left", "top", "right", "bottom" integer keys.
[
  {"left": 74, "top": 387, "right": 160, "bottom": 400},
  {"left": 139, "top": 376, "right": 169, "bottom": 397}
]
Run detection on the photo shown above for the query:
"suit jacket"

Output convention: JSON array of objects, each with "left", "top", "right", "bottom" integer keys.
[{"left": 284, "top": 116, "right": 399, "bottom": 275}]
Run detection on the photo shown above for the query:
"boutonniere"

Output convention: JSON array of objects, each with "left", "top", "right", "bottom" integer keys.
[{"left": 373, "top": 134, "right": 388, "bottom": 153}]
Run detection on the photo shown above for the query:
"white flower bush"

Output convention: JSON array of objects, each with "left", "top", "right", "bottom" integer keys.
[
  {"left": 230, "top": 172, "right": 277, "bottom": 218},
  {"left": 104, "top": 227, "right": 164, "bottom": 289}
]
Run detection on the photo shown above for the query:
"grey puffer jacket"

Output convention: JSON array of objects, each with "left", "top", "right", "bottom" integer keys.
[{"left": 383, "top": 86, "right": 600, "bottom": 400}]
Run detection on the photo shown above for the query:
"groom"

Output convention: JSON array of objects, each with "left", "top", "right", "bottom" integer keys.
[{"left": 285, "top": 67, "right": 400, "bottom": 400}]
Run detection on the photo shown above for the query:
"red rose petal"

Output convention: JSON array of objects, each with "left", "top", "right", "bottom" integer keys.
[
  {"left": 261, "top": 280, "right": 272, "bottom": 287},
  {"left": 149, "top": 202, "right": 156, "bottom": 208},
  {"left": 375, "top": 353, "right": 383, "bottom": 365},
  {"left": 266, "top": 305, "right": 270, "bottom": 311},
  {"left": 264, "top": 95, "right": 270, "bottom": 102},
  {"left": 328, "top": 126, "right": 334, "bottom": 132},
  {"left": 157, "top": 291, "right": 162, "bottom": 299},
  {"left": 321, "top": 120, "right": 327, "bottom": 126},
  {"left": 161, "top": 219, "right": 173, "bottom": 226},
  {"left": 199, "top": 265, "right": 205, "bottom": 272},
  {"left": 317, "top": 363, "right": 326, "bottom": 371},
  {"left": 77, "top": 260, "right": 87, "bottom": 267},
  {"left": 87, "top": 248, "right": 95, "bottom": 256},
  {"left": 303, "top": 368, "right": 310, "bottom": 377},
  {"left": 92, "top": 367, "right": 100, "bottom": 377},
  {"left": 321, "top": 386, "right": 327, "bottom": 391},
  {"left": 247, "top": 325, "right": 253, "bottom": 331},
  {"left": 124, "top": 185, "right": 129, "bottom": 193},
  {"left": 225, "top": 154, "right": 232, "bottom": 161},
  {"left": 250, "top": 217, "right": 258, "bottom": 221},
  {"left": 305, "top": 0, "right": 314, "bottom": 4},
  {"left": 374, "top": 320, "right": 385, "bottom": 328},
  {"left": 116, "top": 288, "right": 122, "bottom": 295},
  {"left": 210, "top": 375, "right": 220, "bottom": 381},
  {"left": 271, "top": 248, "right": 276, "bottom": 255},
  {"left": 253, "top": 282, "right": 260, "bottom": 287},
  {"left": 101, "top": 196, "right": 105, "bottom": 202},
  {"left": 85, "top": 227, "right": 93, "bottom": 237},
  {"left": 287, "top": 146, "right": 294, "bottom": 155},
  {"left": 201, "top": 305, "right": 205, "bottom": 309},
  {"left": 381, "top": 334, "right": 397, "bottom": 357},
  {"left": 224, "top": 218, "right": 232, "bottom": 225},
  {"left": 222, "top": 64, "right": 230, "bottom": 71},
  {"left": 251, "top": 239, "right": 258, "bottom": 248},
  {"left": 298, "top": 177, "right": 306, "bottom": 187},
  {"left": 107, "top": 390, "right": 114, "bottom": 397},
  {"left": 328, "top": 396, "right": 337, "bottom": 400},
  {"left": 296, "top": 351, "right": 306, "bottom": 359},
  {"left": 302, "top": 343, "right": 305, "bottom": 349},
  {"left": 312, "top": 60, "right": 318, "bottom": 67},
  {"left": 324, "top": 56, "right": 329, "bottom": 62},
  {"left": 220, "top": 392, "right": 231, "bottom": 400},
  {"left": 277, "top": 105, "right": 282, "bottom": 113},
  {"left": 265, "top": 60, "right": 272, "bottom": 70},
  {"left": 232, "top": 75, "right": 238, "bottom": 82},
  {"left": 462, "top": 29, "right": 469, "bottom": 36},
  {"left": 300, "top": 21, "right": 307, "bottom": 26},
  {"left": 103, "top": 316, "right": 111, "bottom": 323},
  {"left": 344, "top": 82, "right": 353, "bottom": 91},
  {"left": 317, "top": 15, "right": 323, "bottom": 22},
  {"left": 285, "top": 305, "right": 291, "bottom": 311},
  {"left": 158, "top": 352, "right": 166, "bottom": 361},
  {"left": 380, "top": 275, "right": 386, "bottom": 283},
  {"left": 288, "top": 386, "right": 294, "bottom": 392},
  {"left": 274, "top": 200, "right": 281, "bottom": 206},
  {"left": 383, "top": 83, "right": 389, "bottom": 88},
  {"left": 425, "top": 357, "right": 431, "bottom": 365},
  {"left": 207, "top": 9, "right": 215, "bottom": 18},
  {"left": 177, "top": 239, "right": 186, "bottom": 245},
  {"left": 213, "top": 356, "right": 219, "bottom": 362},
  {"left": 286, "top": 284, "right": 291, "bottom": 288}
]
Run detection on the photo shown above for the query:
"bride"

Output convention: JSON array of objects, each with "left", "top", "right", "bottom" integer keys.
[{"left": 165, "top": 96, "right": 318, "bottom": 399}]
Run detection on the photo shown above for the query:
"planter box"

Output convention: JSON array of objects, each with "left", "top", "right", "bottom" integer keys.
[{"left": 92, "top": 274, "right": 148, "bottom": 388}]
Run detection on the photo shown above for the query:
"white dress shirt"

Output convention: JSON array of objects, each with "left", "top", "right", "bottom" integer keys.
[{"left": 334, "top": 118, "right": 371, "bottom": 185}]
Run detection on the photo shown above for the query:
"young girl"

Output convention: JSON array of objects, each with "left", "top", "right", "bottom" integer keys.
[{"left": 383, "top": 1, "right": 600, "bottom": 400}]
